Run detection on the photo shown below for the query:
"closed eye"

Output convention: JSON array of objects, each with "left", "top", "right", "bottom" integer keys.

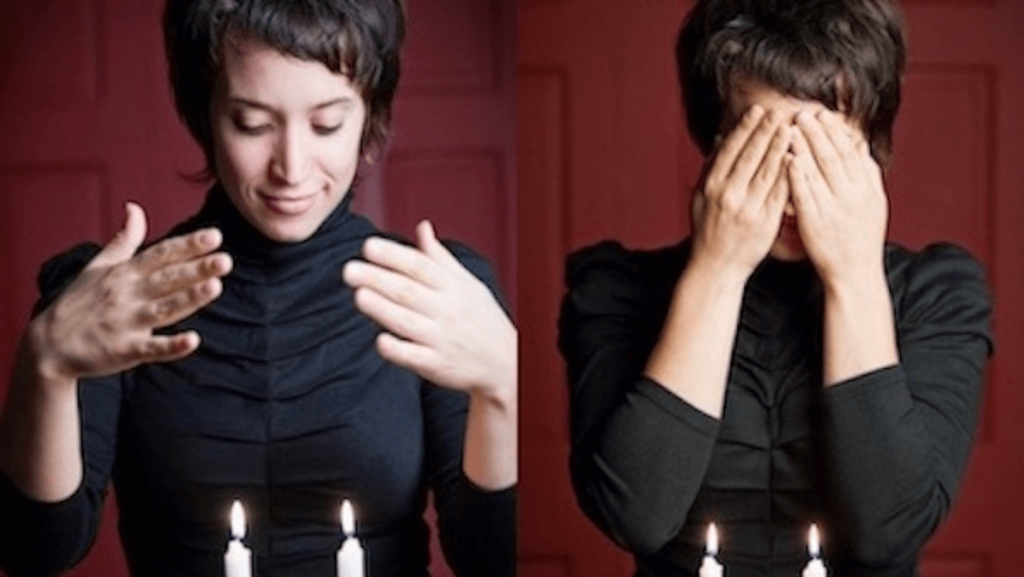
[
  {"left": 314, "top": 124, "right": 343, "bottom": 136},
  {"left": 233, "top": 120, "right": 272, "bottom": 136}
]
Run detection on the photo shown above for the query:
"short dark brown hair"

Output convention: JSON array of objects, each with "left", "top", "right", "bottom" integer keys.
[
  {"left": 164, "top": 0, "right": 405, "bottom": 180},
  {"left": 677, "top": 0, "right": 906, "bottom": 167}
]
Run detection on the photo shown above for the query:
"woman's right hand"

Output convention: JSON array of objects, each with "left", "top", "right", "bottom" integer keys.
[
  {"left": 690, "top": 105, "right": 792, "bottom": 278},
  {"left": 27, "top": 202, "right": 233, "bottom": 384}
]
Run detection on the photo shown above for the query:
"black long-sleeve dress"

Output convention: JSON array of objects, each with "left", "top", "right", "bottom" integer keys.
[
  {"left": 0, "top": 186, "right": 515, "bottom": 577},
  {"left": 559, "top": 238, "right": 992, "bottom": 577}
]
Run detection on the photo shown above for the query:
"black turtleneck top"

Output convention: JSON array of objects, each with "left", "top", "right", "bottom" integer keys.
[
  {"left": 559, "top": 238, "right": 992, "bottom": 577},
  {"left": 0, "top": 187, "right": 515, "bottom": 577}
]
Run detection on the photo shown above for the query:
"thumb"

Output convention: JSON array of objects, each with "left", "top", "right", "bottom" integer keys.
[
  {"left": 88, "top": 202, "right": 147, "bottom": 269},
  {"left": 416, "top": 220, "right": 458, "bottom": 265}
]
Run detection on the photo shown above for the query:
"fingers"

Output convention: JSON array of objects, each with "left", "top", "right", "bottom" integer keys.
[
  {"left": 375, "top": 332, "right": 439, "bottom": 377},
  {"left": 353, "top": 286, "right": 435, "bottom": 342},
  {"left": 89, "top": 202, "right": 148, "bottom": 270},
  {"left": 705, "top": 105, "right": 766, "bottom": 189},
  {"left": 765, "top": 154, "right": 792, "bottom": 215},
  {"left": 729, "top": 109, "right": 784, "bottom": 186},
  {"left": 134, "top": 228, "right": 224, "bottom": 274},
  {"left": 343, "top": 260, "right": 433, "bottom": 312},
  {"left": 129, "top": 331, "right": 201, "bottom": 365},
  {"left": 749, "top": 124, "right": 793, "bottom": 202},
  {"left": 788, "top": 149, "right": 818, "bottom": 220},
  {"left": 135, "top": 277, "right": 224, "bottom": 329},
  {"left": 791, "top": 128, "right": 832, "bottom": 199},
  {"left": 415, "top": 220, "right": 461, "bottom": 269},
  {"left": 142, "top": 252, "right": 233, "bottom": 298},
  {"left": 361, "top": 237, "right": 441, "bottom": 288},
  {"left": 858, "top": 139, "right": 885, "bottom": 191},
  {"left": 794, "top": 111, "right": 852, "bottom": 195}
]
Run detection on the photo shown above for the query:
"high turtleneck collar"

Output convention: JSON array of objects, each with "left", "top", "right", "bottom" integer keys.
[
  {"left": 747, "top": 255, "right": 819, "bottom": 302},
  {"left": 174, "top": 183, "right": 371, "bottom": 267}
]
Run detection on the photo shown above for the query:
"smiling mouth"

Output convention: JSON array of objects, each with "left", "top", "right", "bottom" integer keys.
[{"left": 258, "top": 191, "right": 317, "bottom": 215}]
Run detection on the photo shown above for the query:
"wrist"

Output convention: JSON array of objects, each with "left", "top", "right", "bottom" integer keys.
[
  {"left": 23, "top": 317, "right": 78, "bottom": 390},
  {"left": 469, "top": 369, "right": 516, "bottom": 415},
  {"left": 820, "top": 261, "right": 889, "bottom": 302},
  {"left": 469, "top": 327, "right": 517, "bottom": 413},
  {"left": 683, "top": 252, "right": 752, "bottom": 295}
]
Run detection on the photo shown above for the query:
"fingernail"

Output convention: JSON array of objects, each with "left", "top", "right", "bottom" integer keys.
[{"left": 749, "top": 105, "right": 764, "bottom": 119}]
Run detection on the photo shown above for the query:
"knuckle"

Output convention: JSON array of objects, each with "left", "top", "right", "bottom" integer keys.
[
  {"left": 151, "top": 241, "right": 171, "bottom": 260},
  {"left": 189, "top": 232, "right": 206, "bottom": 251},
  {"left": 393, "top": 286, "right": 414, "bottom": 306},
  {"left": 188, "top": 282, "right": 211, "bottom": 304},
  {"left": 719, "top": 191, "right": 743, "bottom": 213}
]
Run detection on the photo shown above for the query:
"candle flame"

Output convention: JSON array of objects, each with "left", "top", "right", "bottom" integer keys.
[
  {"left": 706, "top": 523, "right": 719, "bottom": 556},
  {"left": 230, "top": 500, "right": 246, "bottom": 540},
  {"left": 341, "top": 500, "right": 356, "bottom": 537},
  {"left": 808, "top": 523, "right": 821, "bottom": 557}
]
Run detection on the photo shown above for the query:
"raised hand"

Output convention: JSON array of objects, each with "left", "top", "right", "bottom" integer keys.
[
  {"left": 341, "top": 221, "right": 516, "bottom": 398},
  {"left": 29, "top": 202, "right": 233, "bottom": 382},
  {"left": 691, "top": 105, "right": 793, "bottom": 278},
  {"left": 787, "top": 109, "right": 888, "bottom": 286}
]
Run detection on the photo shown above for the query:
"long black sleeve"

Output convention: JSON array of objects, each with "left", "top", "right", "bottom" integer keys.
[
  {"left": 559, "top": 240, "right": 720, "bottom": 555},
  {"left": 0, "top": 243, "right": 122, "bottom": 577},
  {"left": 821, "top": 244, "right": 993, "bottom": 568},
  {"left": 424, "top": 243, "right": 516, "bottom": 577}
]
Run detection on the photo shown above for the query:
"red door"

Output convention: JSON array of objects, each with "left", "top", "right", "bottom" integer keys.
[
  {"left": 519, "top": 1, "right": 1024, "bottom": 575},
  {"left": 0, "top": 1, "right": 514, "bottom": 577}
]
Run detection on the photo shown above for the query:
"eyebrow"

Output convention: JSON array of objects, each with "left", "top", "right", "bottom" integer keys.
[{"left": 227, "top": 97, "right": 355, "bottom": 112}]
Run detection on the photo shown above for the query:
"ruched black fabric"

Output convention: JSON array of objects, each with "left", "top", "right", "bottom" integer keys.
[
  {"left": 0, "top": 186, "right": 515, "bottom": 577},
  {"left": 559, "top": 238, "right": 992, "bottom": 577}
]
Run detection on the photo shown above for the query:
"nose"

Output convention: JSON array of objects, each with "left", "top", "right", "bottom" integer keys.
[
  {"left": 784, "top": 201, "right": 796, "bottom": 216},
  {"left": 269, "top": 126, "right": 310, "bottom": 186}
]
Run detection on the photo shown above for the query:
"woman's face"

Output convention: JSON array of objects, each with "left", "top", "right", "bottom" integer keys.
[
  {"left": 210, "top": 36, "right": 367, "bottom": 243},
  {"left": 722, "top": 79, "right": 864, "bottom": 261}
]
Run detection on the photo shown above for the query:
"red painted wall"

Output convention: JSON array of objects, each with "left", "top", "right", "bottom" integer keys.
[
  {"left": 0, "top": 1, "right": 515, "bottom": 576},
  {"left": 519, "top": 1, "right": 1024, "bottom": 575}
]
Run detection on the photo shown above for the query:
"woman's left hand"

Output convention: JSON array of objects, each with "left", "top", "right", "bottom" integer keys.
[
  {"left": 788, "top": 109, "right": 889, "bottom": 288},
  {"left": 341, "top": 221, "right": 516, "bottom": 401}
]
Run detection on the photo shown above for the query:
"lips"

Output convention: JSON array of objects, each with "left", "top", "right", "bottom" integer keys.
[{"left": 258, "top": 191, "right": 317, "bottom": 216}]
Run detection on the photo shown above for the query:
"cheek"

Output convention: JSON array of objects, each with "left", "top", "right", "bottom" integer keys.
[
  {"left": 216, "top": 134, "right": 269, "bottom": 184},
  {"left": 324, "top": 117, "right": 367, "bottom": 176}
]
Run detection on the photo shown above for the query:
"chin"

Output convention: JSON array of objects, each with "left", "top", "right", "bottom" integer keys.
[{"left": 769, "top": 235, "right": 808, "bottom": 261}]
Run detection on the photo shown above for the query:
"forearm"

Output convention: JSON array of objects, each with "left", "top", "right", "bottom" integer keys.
[
  {"left": 821, "top": 367, "right": 948, "bottom": 564},
  {"left": 462, "top": 330, "right": 517, "bottom": 490},
  {"left": 0, "top": 327, "right": 84, "bottom": 502},
  {"left": 572, "top": 377, "right": 719, "bottom": 554},
  {"left": 644, "top": 256, "right": 748, "bottom": 418},
  {"left": 821, "top": 265, "right": 899, "bottom": 386}
]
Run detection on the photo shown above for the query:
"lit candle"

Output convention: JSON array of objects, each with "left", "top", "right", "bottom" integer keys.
[
  {"left": 336, "top": 500, "right": 365, "bottom": 577},
  {"left": 802, "top": 524, "right": 827, "bottom": 577},
  {"left": 698, "top": 523, "right": 724, "bottom": 577},
  {"left": 224, "top": 500, "right": 252, "bottom": 577}
]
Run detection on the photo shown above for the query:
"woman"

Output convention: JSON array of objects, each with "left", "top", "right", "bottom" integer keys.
[
  {"left": 559, "top": 0, "right": 992, "bottom": 575},
  {"left": 0, "top": 1, "right": 515, "bottom": 576}
]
